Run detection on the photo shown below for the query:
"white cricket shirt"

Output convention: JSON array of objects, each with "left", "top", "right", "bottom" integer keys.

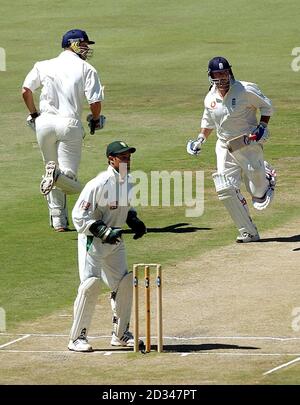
[
  {"left": 22, "top": 51, "right": 103, "bottom": 120},
  {"left": 72, "top": 165, "right": 135, "bottom": 235},
  {"left": 201, "top": 80, "right": 273, "bottom": 142}
]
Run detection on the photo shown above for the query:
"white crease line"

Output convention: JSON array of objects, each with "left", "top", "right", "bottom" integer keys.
[
  {"left": 1, "top": 350, "right": 73, "bottom": 354},
  {"left": 187, "top": 352, "right": 300, "bottom": 357},
  {"left": 2, "top": 349, "right": 300, "bottom": 357},
  {"left": 263, "top": 356, "right": 300, "bottom": 375},
  {"left": 0, "top": 350, "right": 128, "bottom": 355},
  {"left": 0, "top": 333, "right": 110, "bottom": 339},
  {"left": 166, "top": 336, "right": 300, "bottom": 342},
  {"left": 0, "top": 333, "right": 69, "bottom": 337},
  {"left": 179, "top": 352, "right": 300, "bottom": 357},
  {"left": 0, "top": 334, "right": 31, "bottom": 349},
  {"left": 1, "top": 333, "right": 300, "bottom": 341}
]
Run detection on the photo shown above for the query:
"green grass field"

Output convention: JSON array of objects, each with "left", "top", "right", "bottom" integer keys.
[{"left": 0, "top": 0, "right": 300, "bottom": 386}]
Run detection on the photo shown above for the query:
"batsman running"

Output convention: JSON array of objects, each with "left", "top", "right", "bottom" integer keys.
[
  {"left": 187, "top": 56, "right": 276, "bottom": 243},
  {"left": 22, "top": 29, "right": 105, "bottom": 231},
  {"left": 68, "top": 141, "right": 147, "bottom": 352}
]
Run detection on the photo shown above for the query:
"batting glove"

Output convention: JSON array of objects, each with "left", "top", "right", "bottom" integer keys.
[
  {"left": 26, "top": 112, "right": 40, "bottom": 131},
  {"left": 249, "top": 122, "right": 269, "bottom": 143},
  {"left": 186, "top": 134, "right": 206, "bottom": 156},
  {"left": 87, "top": 114, "right": 106, "bottom": 135}
]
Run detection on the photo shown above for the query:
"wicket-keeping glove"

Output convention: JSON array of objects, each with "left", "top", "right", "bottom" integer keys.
[
  {"left": 249, "top": 122, "right": 269, "bottom": 143},
  {"left": 87, "top": 114, "right": 106, "bottom": 135},
  {"left": 186, "top": 134, "right": 206, "bottom": 156},
  {"left": 126, "top": 210, "right": 147, "bottom": 240},
  {"left": 89, "top": 220, "right": 122, "bottom": 244}
]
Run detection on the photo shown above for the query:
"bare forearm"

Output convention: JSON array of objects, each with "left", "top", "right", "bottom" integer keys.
[
  {"left": 22, "top": 87, "right": 38, "bottom": 114},
  {"left": 199, "top": 127, "right": 213, "bottom": 140},
  {"left": 90, "top": 102, "right": 101, "bottom": 119}
]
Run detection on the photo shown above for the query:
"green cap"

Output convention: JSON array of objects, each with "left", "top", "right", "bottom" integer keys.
[{"left": 106, "top": 141, "right": 136, "bottom": 157}]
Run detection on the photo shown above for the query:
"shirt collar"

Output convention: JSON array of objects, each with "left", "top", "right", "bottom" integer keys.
[
  {"left": 107, "top": 164, "right": 129, "bottom": 183},
  {"left": 211, "top": 78, "right": 236, "bottom": 98},
  {"left": 59, "top": 50, "right": 80, "bottom": 59}
]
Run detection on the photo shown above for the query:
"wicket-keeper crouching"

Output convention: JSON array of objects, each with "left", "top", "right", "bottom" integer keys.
[{"left": 68, "top": 141, "right": 146, "bottom": 352}]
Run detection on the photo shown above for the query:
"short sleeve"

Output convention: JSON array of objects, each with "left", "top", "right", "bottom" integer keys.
[
  {"left": 245, "top": 82, "right": 274, "bottom": 116},
  {"left": 22, "top": 63, "right": 41, "bottom": 92},
  {"left": 84, "top": 67, "right": 104, "bottom": 104}
]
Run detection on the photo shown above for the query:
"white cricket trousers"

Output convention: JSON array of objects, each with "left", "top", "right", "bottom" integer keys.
[
  {"left": 71, "top": 235, "right": 132, "bottom": 340},
  {"left": 216, "top": 139, "right": 268, "bottom": 198},
  {"left": 35, "top": 113, "right": 83, "bottom": 174},
  {"left": 35, "top": 113, "right": 84, "bottom": 228},
  {"left": 78, "top": 234, "right": 128, "bottom": 292}
]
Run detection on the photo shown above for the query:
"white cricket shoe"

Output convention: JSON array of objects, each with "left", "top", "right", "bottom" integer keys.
[
  {"left": 110, "top": 330, "right": 143, "bottom": 348},
  {"left": 40, "top": 161, "right": 58, "bottom": 196},
  {"left": 236, "top": 232, "right": 260, "bottom": 243},
  {"left": 68, "top": 337, "right": 93, "bottom": 352}
]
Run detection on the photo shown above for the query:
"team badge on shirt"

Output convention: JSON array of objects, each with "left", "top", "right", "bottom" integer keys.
[
  {"left": 232, "top": 98, "right": 236, "bottom": 107},
  {"left": 210, "top": 101, "right": 216, "bottom": 108}
]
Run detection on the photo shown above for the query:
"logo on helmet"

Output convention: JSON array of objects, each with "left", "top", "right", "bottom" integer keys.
[
  {"left": 62, "top": 29, "right": 95, "bottom": 60},
  {"left": 207, "top": 56, "right": 234, "bottom": 91}
]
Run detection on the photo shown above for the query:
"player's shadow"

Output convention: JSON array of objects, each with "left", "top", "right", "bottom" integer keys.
[
  {"left": 72, "top": 223, "right": 210, "bottom": 240},
  {"left": 293, "top": 247, "right": 300, "bottom": 251},
  {"left": 259, "top": 234, "right": 300, "bottom": 243},
  {"left": 93, "top": 347, "right": 133, "bottom": 352},
  {"left": 123, "top": 223, "right": 211, "bottom": 234},
  {"left": 93, "top": 343, "right": 259, "bottom": 353},
  {"left": 152, "top": 343, "right": 260, "bottom": 353}
]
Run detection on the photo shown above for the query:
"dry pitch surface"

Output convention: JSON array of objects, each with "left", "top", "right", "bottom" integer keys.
[{"left": 1, "top": 219, "right": 300, "bottom": 385}]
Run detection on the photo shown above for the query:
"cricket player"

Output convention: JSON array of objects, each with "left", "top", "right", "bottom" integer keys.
[
  {"left": 68, "top": 141, "right": 146, "bottom": 352},
  {"left": 22, "top": 29, "right": 105, "bottom": 231},
  {"left": 187, "top": 56, "right": 276, "bottom": 243}
]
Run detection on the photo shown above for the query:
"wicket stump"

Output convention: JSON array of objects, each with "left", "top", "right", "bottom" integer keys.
[{"left": 133, "top": 263, "right": 163, "bottom": 353}]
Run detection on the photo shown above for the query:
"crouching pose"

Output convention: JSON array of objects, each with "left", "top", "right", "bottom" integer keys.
[
  {"left": 187, "top": 56, "right": 276, "bottom": 243},
  {"left": 68, "top": 141, "right": 146, "bottom": 351}
]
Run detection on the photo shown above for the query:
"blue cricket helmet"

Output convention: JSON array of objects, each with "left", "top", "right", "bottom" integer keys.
[
  {"left": 61, "top": 29, "right": 95, "bottom": 48},
  {"left": 208, "top": 56, "right": 231, "bottom": 74},
  {"left": 207, "top": 56, "right": 235, "bottom": 90}
]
